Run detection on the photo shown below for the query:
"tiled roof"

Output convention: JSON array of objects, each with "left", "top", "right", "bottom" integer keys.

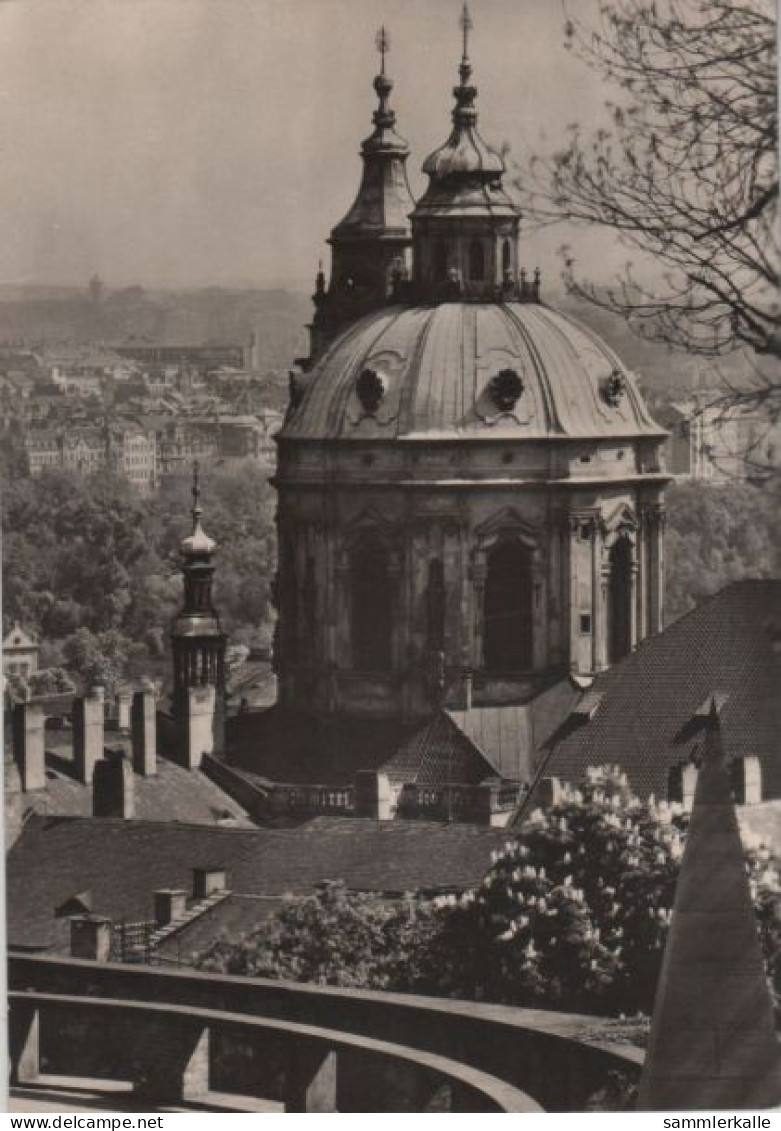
[
  {"left": 17, "top": 756, "right": 253, "bottom": 827},
  {"left": 383, "top": 713, "right": 497, "bottom": 786},
  {"left": 227, "top": 685, "right": 578, "bottom": 792},
  {"left": 227, "top": 707, "right": 414, "bottom": 786},
  {"left": 447, "top": 680, "right": 579, "bottom": 782},
  {"left": 7, "top": 815, "right": 510, "bottom": 951},
  {"left": 539, "top": 581, "right": 781, "bottom": 802}
]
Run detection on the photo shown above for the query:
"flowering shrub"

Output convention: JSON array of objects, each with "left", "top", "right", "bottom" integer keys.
[{"left": 197, "top": 766, "right": 781, "bottom": 1017}]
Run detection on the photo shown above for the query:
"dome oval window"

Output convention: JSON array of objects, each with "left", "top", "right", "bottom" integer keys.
[
  {"left": 489, "top": 368, "right": 524, "bottom": 412},
  {"left": 355, "top": 367, "right": 386, "bottom": 414}
]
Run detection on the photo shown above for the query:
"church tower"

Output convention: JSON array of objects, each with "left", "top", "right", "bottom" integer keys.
[
  {"left": 276, "top": 10, "right": 669, "bottom": 724},
  {"left": 170, "top": 465, "right": 227, "bottom": 720},
  {"left": 306, "top": 28, "right": 415, "bottom": 364}
]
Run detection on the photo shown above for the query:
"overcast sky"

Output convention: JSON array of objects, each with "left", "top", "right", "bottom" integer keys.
[{"left": 0, "top": 0, "right": 625, "bottom": 291}]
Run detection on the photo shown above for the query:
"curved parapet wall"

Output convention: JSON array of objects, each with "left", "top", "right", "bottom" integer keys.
[{"left": 9, "top": 952, "right": 642, "bottom": 1112}]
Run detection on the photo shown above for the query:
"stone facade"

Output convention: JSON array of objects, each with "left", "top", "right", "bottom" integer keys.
[{"left": 275, "top": 435, "right": 666, "bottom": 720}]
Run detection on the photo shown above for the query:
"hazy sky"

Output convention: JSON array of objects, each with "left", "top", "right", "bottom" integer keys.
[{"left": 0, "top": 0, "right": 623, "bottom": 291}]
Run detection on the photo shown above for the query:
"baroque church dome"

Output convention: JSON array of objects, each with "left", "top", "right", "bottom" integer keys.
[
  {"left": 283, "top": 301, "right": 666, "bottom": 443},
  {"left": 273, "top": 7, "right": 669, "bottom": 728}
]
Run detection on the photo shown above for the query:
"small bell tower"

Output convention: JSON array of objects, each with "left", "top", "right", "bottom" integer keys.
[{"left": 170, "top": 463, "right": 227, "bottom": 749}]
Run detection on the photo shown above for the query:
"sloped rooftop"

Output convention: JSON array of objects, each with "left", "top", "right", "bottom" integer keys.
[
  {"left": 540, "top": 580, "right": 781, "bottom": 802},
  {"left": 7, "top": 815, "right": 510, "bottom": 952}
]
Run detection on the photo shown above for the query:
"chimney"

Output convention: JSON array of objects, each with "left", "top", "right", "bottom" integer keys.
[
  {"left": 535, "top": 776, "right": 563, "bottom": 808},
  {"left": 192, "top": 866, "right": 227, "bottom": 900},
  {"left": 181, "top": 685, "right": 216, "bottom": 770},
  {"left": 12, "top": 702, "right": 46, "bottom": 792},
  {"left": 681, "top": 763, "right": 699, "bottom": 812},
  {"left": 154, "top": 889, "right": 188, "bottom": 927},
  {"left": 131, "top": 688, "right": 157, "bottom": 776},
  {"left": 69, "top": 915, "right": 112, "bottom": 962},
  {"left": 116, "top": 689, "right": 132, "bottom": 731},
  {"left": 354, "top": 771, "right": 394, "bottom": 821},
  {"left": 92, "top": 751, "right": 135, "bottom": 818},
  {"left": 73, "top": 686, "right": 105, "bottom": 784}
]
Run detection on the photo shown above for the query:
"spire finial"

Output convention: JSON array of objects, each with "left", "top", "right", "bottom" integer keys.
[
  {"left": 371, "top": 25, "right": 396, "bottom": 132},
  {"left": 191, "top": 459, "right": 202, "bottom": 532},
  {"left": 376, "top": 25, "right": 390, "bottom": 76},
  {"left": 460, "top": 3, "right": 473, "bottom": 65}
]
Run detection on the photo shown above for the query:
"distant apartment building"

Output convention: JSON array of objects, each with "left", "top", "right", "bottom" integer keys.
[
  {"left": 114, "top": 343, "right": 249, "bottom": 371},
  {"left": 659, "top": 397, "right": 781, "bottom": 481},
  {"left": 2, "top": 625, "right": 39, "bottom": 680},
  {"left": 158, "top": 413, "right": 281, "bottom": 475},
  {"left": 25, "top": 424, "right": 158, "bottom": 494}
]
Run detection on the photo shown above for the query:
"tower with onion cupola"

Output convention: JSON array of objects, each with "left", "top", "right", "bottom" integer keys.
[
  {"left": 305, "top": 27, "right": 416, "bottom": 365},
  {"left": 275, "top": 9, "right": 669, "bottom": 730},
  {"left": 171, "top": 464, "right": 227, "bottom": 717}
]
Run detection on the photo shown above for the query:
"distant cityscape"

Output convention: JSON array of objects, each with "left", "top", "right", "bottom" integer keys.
[{"left": 0, "top": 277, "right": 777, "bottom": 496}]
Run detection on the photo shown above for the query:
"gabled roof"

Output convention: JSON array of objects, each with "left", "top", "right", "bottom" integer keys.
[
  {"left": 7, "top": 815, "right": 509, "bottom": 952},
  {"left": 3, "top": 624, "right": 38, "bottom": 650},
  {"left": 540, "top": 581, "right": 781, "bottom": 802}
]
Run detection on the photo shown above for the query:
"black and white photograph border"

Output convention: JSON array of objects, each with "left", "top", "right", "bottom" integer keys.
[{"left": 1, "top": 0, "right": 779, "bottom": 1116}]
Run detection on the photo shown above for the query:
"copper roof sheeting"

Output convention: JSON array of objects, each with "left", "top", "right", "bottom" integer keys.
[{"left": 283, "top": 303, "right": 666, "bottom": 442}]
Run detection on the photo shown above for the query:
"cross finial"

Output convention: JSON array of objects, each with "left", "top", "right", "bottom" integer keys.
[
  {"left": 376, "top": 25, "right": 390, "bottom": 76},
  {"left": 191, "top": 460, "right": 202, "bottom": 529},
  {"left": 460, "top": 3, "right": 473, "bottom": 63}
]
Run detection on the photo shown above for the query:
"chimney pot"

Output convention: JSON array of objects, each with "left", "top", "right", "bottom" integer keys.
[
  {"left": 154, "top": 889, "right": 188, "bottom": 927},
  {"left": 12, "top": 702, "right": 46, "bottom": 792},
  {"left": 93, "top": 753, "right": 135, "bottom": 818},
  {"left": 131, "top": 689, "right": 157, "bottom": 776},
  {"left": 192, "top": 866, "right": 227, "bottom": 900},
  {"left": 69, "top": 915, "right": 112, "bottom": 962}
]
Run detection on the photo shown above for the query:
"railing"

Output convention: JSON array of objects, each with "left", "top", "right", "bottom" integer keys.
[{"left": 9, "top": 953, "right": 643, "bottom": 1113}]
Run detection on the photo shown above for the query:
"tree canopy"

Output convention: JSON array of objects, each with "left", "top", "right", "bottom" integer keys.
[
  {"left": 197, "top": 767, "right": 781, "bottom": 1019},
  {"left": 516, "top": 0, "right": 778, "bottom": 382},
  {"left": 2, "top": 462, "right": 276, "bottom": 696}
]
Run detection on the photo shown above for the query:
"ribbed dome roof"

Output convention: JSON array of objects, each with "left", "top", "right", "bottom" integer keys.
[{"left": 282, "top": 303, "right": 666, "bottom": 442}]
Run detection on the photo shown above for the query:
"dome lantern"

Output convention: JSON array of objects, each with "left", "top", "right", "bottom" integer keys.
[{"left": 411, "top": 4, "right": 524, "bottom": 302}]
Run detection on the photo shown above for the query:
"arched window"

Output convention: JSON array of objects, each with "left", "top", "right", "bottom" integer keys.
[
  {"left": 351, "top": 534, "right": 393, "bottom": 671},
  {"left": 468, "top": 239, "right": 485, "bottom": 282},
  {"left": 433, "top": 242, "right": 449, "bottom": 281},
  {"left": 303, "top": 555, "right": 316, "bottom": 640},
  {"left": 483, "top": 540, "right": 533, "bottom": 672},
  {"left": 502, "top": 239, "right": 512, "bottom": 276},
  {"left": 608, "top": 537, "right": 633, "bottom": 663},
  {"left": 426, "top": 559, "right": 446, "bottom": 651}
]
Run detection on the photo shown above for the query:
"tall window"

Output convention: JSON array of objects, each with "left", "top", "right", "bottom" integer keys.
[
  {"left": 351, "top": 534, "right": 392, "bottom": 671},
  {"left": 502, "top": 239, "right": 512, "bottom": 276},
  {"left": 426, "top": 559, "right": 446, "bottom": 651},
  {"left": 483, "top": 540, "right": 533, "bottom": 672},
  {"left": 608, "top": 537, "right": 633, "bottom": 663},
  {"left": 468, "top": 239, "right": 486, "bottom": 282},
  {"left": 433, "top": 242, "right": 449, "bottom": 281}
]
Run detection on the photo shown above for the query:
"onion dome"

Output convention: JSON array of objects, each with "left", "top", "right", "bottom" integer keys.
[
  {"left": 180, "top": 462, "right": 216, "bottom": 557},
  {"left": 414, "top": 4, "right": 517, "bottom": 220}
]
